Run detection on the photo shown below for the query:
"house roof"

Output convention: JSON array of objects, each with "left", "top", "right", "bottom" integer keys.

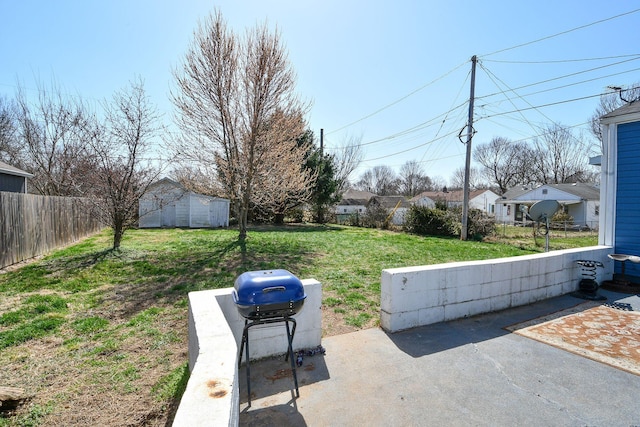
[
  {"left": 499, "top": 183, "right": 599, "bottom": 204},
  {"left": 0, "top": 161, "right": 33, "bottom": 178},
  {"left": 600, "top": 101, "right": 640, "bottom": 122},
  {"left": 367, "top": 195, "right": 411, "bottom": 209},
  {"left": 337, "top": 189, "right": 376, "bottom": 206},
  {"left": 412, "top": 189, "right": 496, "bottom": 203}
]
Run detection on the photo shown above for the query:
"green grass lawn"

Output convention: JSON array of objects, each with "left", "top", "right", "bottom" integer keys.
[{"left": 0, "top": 224, "right": 596, "bottom": 426}]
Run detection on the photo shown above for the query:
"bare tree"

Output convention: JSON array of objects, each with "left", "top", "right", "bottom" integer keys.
[
  {"left": 0, "top": 96, "right": 22, "bottom": 165},
  {"left": 173, "top": 165, "right": 225, "bottom": 197},
  {"left": 449, "top": 166, "right": 482, "bottom": 190},
  {"left": 429, "top": 175, "right": 447, "bottom": 192},
  {"left": 398, "top": 160, "right": 432, "bottom": 197},
  {"left": 171, "top": 11, "right": 310, "bottom": 240},
  {"left": 87, "top": 78, "right": 163, "bottom": 250},
  {"left": 531, "top": 123, "right": 592, "bottom": 184},
  {"left": 356, "top": 165, "right": 399, "bottom": 195},
  {"left": 13, "top": 82, "right": 94, "bottom": 196},
  {"left": 474, "top": 137, "right": 534, "bottom": 194},
  {"left": 246, "top": 110, "right": 316, "bottom": 223},
  {"left": 332, "top": 134, "right": 364, "bottom": 195}
]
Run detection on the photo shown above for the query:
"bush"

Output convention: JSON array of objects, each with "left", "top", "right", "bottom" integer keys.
[
  {"left": 345, "top": 212, "right": 362, "bottom": 227},
  {"left": 466, "top": 208, "right": 496, "bottom": 240},
  {"left": 404, "top": 205, "right": 459, "bottom": 237},
  {"left": 404, "top": 205, "right": 495, "bottom": 239},
  {"left": 361, "top": 203, "right": 390, "bottom": 229},
  {"left": 551, "top": 210, "right": 573, "bottom": 225}
]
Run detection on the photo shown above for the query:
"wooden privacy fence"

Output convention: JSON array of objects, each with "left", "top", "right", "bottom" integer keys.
[{"left": 0, "top": 192, "right": 104, "bottom": 269}]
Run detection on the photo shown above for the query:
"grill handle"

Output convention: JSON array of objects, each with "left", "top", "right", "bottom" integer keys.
[{"left": 262, "top": 286, "right": 286, "bottom": 293}]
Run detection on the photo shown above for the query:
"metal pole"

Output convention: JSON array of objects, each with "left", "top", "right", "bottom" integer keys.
[
  {"left": 461, "top": 55, "right": 477, "bottom": 240},
  {"left": 320, "top": 128, "right": 324, "bottom": 157}
]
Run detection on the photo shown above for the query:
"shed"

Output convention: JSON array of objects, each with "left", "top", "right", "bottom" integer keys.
[
  {"left": 600, "top": 101, "right": 640, "bottom": 281},
  {"left": 0, "top": 161, "right": 33, "bottom": 193},
  {"left": 139, "top": 178, "right": 229, "bottom": 228}
]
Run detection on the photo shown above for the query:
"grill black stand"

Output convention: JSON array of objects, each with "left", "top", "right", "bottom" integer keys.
[{"left": 238, "top": 316, "right": 299, "bottom": 407}]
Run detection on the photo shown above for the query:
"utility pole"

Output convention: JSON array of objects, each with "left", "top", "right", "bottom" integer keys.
[
  {"left": 461, "top": 55, "right": 477, "bottom": 241},
  {"left": 320, "top": 128, "right": 324, "bottom": 157}
]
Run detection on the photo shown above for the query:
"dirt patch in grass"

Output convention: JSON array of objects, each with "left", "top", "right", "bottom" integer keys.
[
  {"left": 321, "top": 306, "right": 358, "bottom": 337},
  {"left": 0, "top": 292, "right": 187, "bottom": 426}
]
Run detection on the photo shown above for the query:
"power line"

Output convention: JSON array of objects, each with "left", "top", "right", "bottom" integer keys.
[
  {"left": 481, "top": 66, "right": 640, "bottom": 102},
  {"left": 419, "top": 68, "right": 472, "bottom": 166},
  {"left": 478, "top": 91, "right": 610, "bottom": 120},
  {"left": 324, "top": 100, "right": 468, "bottom": 149},
  {"left": 482, "top": 53, "right": 640, "bottom": 64},
  {"left": 361, "top": 128, "right": 461, "bottom": 163},
  {"left": 476, "top": 56, "right": 640, "bottom": 101},
  {"left": 327, "top": 60, "right": 469, "bottom": 135},
  {"left": 480, "top": 8, "right": 640, "bottom": 58},
  {"left": 334, "top": 55, "right": 640, "bottom": 156},
  {"left": 479, "top": 62, "right": 555, "bottom": 131}
]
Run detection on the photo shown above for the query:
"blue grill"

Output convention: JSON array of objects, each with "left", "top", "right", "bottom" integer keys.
[{"left": 232, "top": 269, "right": 306, "bottom": 320}]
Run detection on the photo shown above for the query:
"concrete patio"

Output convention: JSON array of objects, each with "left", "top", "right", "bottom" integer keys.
[{"left": 239, "top": 289, "right": 640, "bottom": 426}]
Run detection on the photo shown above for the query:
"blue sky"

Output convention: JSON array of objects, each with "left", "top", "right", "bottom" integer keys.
[{"left": 2, "top": 1, "right": 639, "bottom": 184}]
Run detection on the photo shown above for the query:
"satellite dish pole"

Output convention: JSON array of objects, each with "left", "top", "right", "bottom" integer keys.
[{"left": 461, "top": 55, "right": 477, "bottom": 240}]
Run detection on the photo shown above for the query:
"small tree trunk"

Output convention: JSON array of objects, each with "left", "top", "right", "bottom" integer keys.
[
  {"left": 113, "top": 223, "right": 124, "bottom": 250},
  {"left": 316, "top": 206, "right": 325, "bottom": 224},
  {"left": 238, "top": 207, "right": 248, "bottom": 241}
]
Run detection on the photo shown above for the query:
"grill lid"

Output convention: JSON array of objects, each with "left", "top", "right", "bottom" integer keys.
[{"left": 233, "top": 269, "right": 306, "bottom": 318}]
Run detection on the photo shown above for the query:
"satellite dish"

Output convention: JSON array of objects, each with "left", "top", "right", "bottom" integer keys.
[
  {"left": 527, "top": 200, "right": 560, "bottom": 222},
  {"left": 526, "top": 200, "right": 560, "bottom": 252}
]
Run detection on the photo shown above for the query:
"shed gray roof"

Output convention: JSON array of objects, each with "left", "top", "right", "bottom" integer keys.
[{"left": 0, "top": 161, "right": 33, "bottom": 178}]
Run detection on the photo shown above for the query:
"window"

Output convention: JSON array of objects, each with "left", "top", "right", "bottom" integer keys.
[
  {"left": 542, "top": 189, "right": 548, "bottom": 195},
  {"left": 343, "top": 208, "right": 347, "bottom": 213},
  {"left": 595, "top": 205, "right": 599, "bottom": 216}
]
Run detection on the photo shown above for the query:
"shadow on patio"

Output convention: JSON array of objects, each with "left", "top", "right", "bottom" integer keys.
[{"left": 239, "top": 289, "right": 640, "bottom": 426}]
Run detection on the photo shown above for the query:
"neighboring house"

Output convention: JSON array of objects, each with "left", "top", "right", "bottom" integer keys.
[
  {"left": 367, "top": 195, "right": 411, "bottom": 226},
  {"left": 411, "top": 189, "right": 500, "bottom": 216},
  {"left": 600, "top": 101, "right": 640, "bottom": 281},
  {"left": 0, "top": 161, "right": 33, "bottom": 193},
  {"left": 494, "top": 183, "right": 600, "bottom": 228},
  {"left": 139, "top": 178, "right": 229, "bottom": 228},
  {"left": 334, "top": 189, "right": 376, "bottom": 223}
]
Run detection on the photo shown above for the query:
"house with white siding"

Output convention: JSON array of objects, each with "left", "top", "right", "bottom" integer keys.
[
  {"left": 494, "top": 183, "right": 599, "bottom": 228},
  {"left": 334, "top": 189, "right": 376, "bottom": 223},
  {"left": 139, "top": 178, "right": 229, "bottom": 228},
  {"left": 411, "top": 188, "right": 499, "bottom": 216}
]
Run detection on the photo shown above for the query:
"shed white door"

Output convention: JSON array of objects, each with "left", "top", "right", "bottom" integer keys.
[{"left": 161, "top": 202, "right": 176, "bottom": 227}]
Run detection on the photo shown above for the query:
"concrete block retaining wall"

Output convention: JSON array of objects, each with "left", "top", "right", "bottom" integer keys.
[
  {"left": 173, "top": 279, "right": 322, "bottom": 427},
  {"left": 381, "top": 246, "right": 614, "bottom": 332}
]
